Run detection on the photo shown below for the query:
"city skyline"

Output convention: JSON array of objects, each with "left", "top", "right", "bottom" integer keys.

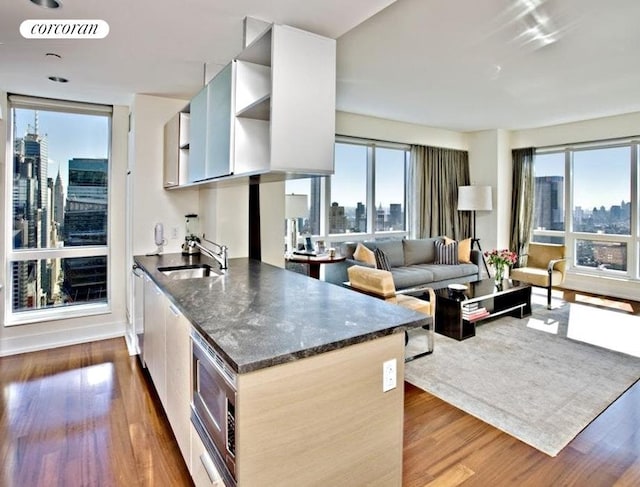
[
  {"left": 11, "top": 107, "right": 109, "bottom": 312},
  {"left": 534, "top": 148, "right": 632, "bottom": 210},
  {"left": 13, "top": 108, "right": 109, "bottom": 196}
]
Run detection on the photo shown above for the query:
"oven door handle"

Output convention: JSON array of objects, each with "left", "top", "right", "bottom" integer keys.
[{"left": 200, "top": 452, "right": 219, "bottom": 483}]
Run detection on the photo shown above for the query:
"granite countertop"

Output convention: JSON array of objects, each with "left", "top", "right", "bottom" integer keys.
[{"left": 134, "top": 253, "right": 429, "bottom": 373}]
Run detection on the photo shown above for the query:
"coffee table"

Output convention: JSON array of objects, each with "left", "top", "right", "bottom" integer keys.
[{"left": 434, "top": 279, "right": 532, "bottom": 341}]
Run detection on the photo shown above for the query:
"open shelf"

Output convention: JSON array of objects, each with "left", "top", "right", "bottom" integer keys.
[
  {"left": 236, "top": 94, "right": 271, "bottom": 121},
  {"left": 236, "top": 26, "right": 272, "bottom": 66}
]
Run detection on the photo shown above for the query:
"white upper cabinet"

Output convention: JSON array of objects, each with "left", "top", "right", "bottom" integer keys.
[{"left": 164, "top": 23, "right": 336, "bottom": 189}]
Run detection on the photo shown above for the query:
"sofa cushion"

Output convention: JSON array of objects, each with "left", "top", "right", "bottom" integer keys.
[
  {"left": 353, "top": 242, "right": 376, "bottom": 266},
  {"left": 403, "top": 238, "right": 439, "bottom": 265},
  {"left": 375, "top": 240, "right": 405, "bottom": 268},
  {"left": 390, "top": 267, "right": 435, "bottom": 290},
  {"left": 444, "top": 236, "right": 472, "bottom": 263},
  {"left": 435, "top": 240, "right": 459, "bottom": 265},
  {"left": 420, "top": 263, "right": 478, "bottom": 282}
]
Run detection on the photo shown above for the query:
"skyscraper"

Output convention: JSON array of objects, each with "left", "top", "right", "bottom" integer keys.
[
  {"left": 11, "top": 111, "right": 50, "bottom": 311},
  {"left": 54, "top": 168, "right": 65, "bottom": 234},
  {"left": 389, "top": 203, "right": 403, "bottom": 230},
  {"left": 534, "top": 176, "right": 564, "bottom": 230},
  {"left": 62, "top": 158, "right": 109, "bottom": 302},
  {"left": 355, "top": 202, "right": 366, "bottom": 232},
  {"left": 308, "top": 177, "right": 322, "bottom": 235},
  {"left": 329, "top": 202, "right": 346, "bottom": 233}
]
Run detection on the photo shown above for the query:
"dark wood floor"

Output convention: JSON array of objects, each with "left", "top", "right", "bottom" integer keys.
[{"left": 1, "top": 317, "right": 638, "bottom": 486}]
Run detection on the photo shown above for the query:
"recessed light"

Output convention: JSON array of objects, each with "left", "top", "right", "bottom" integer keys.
[
  {"left": 48, "top": 76, "right": 68, "bottom": 83},
  {"left": 30, "top": 0, "right": 61, "bottom": 8}
]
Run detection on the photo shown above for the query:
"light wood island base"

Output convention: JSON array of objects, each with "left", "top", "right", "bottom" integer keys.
[{"left": 236, "top": 333, "right": 405, "bottom": 486}]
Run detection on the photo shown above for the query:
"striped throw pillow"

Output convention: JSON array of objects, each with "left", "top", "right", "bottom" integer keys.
[
  {"left": 374, "top": 247, "right": 391, "bottom": 271},
  {"left": 435, "top": 240, "right": 459, "bottom": 265}
]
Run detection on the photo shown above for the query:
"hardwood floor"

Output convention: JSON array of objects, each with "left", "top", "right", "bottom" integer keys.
[
  {"left": 0, "top": 339, "right": 192, "bottom": 487},
  {"left": 1, "top": 322, "right": 638, "bottom": 486}
]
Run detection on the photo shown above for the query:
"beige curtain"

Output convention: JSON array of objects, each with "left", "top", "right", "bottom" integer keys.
[
  {"left": 409, "top": 145, "right": 471, "bottom": 239},
  {"left": 510, "top": 148, "right": 535, "bottom": 265}
]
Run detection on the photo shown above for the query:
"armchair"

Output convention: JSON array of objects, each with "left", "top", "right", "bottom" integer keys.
[
  {"left": 510, "top": 242, "right": 566, "bottom": 309},
  {"left": 347, "top": 265, "right": 435, "bottom": 359}
]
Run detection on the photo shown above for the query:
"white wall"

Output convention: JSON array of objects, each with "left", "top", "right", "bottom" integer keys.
[
  {"left": 259, "top": 181, "right": 285, "bottom": 267},
  {"left": 129, "top": 95, "right": 199, "bottom": 256},
  {"left": 199, "top": 185, "right": 249, "bottom": 259},
  {"left": 0, "top": 100, "right": 130, "bottom": 356},
  {"left": 511, "top": 111, "right": 640, "bottom": 148},
  {"left": 336, "top": 111, "right": 468, "bottom": 149}
]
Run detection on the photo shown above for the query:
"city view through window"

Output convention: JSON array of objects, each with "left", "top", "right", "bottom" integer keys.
[
  {"left": 534, "top": 146, "right": 633, "bottom": 272},
  {"left": 286, "top": 142, "right": 408, "bottom": 238},
  {"left": 10, "top": 104, "right": 110, "bottom": 314}
]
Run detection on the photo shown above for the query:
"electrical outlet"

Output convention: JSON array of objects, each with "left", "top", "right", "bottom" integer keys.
[
  {"left": 382, "top": 358, "right": 397, "bottom": 392},
  {"left": 170, "top": 226, "right": 179, "bottom": 239}
]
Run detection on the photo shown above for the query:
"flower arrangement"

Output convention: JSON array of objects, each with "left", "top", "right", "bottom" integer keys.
[{"left": 484, "top": 249, "right": 518, "bottom": 283}]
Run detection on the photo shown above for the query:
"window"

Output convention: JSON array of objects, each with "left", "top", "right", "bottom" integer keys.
[
  {"left": 6, "top": 96, "right": 111, "bottom": 324},
  {"left": 285, "top": 137, "right": 409, "bottom": 243},
  {"left": 330, "top": 143, "right": 368, "bottom": 234},
  {"left": 533, "top": 141, "right": 638, "bottom": 279},
  {"left": 374, "top": 147, "right": 407, "bottom": 232}
]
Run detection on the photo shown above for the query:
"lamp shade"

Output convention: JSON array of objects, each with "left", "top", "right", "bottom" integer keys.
[
  {"left": 457, "top": 186, "right": 492, "bottom": 211},
  {"left": 285, "top": 194, "right": 308, "bottom": 219}
]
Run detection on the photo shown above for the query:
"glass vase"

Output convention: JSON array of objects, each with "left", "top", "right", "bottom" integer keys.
[{"left": 494, "top": 264, "right": 505, "bottom": 287}]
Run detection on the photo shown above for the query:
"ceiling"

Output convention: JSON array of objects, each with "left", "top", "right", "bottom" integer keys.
[{"left": 2, "top": 0, "right": 640, "bottom": 132}]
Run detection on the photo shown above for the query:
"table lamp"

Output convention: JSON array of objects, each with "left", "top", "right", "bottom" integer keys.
[{"left": 285, "top": 193, "right": 308, "bottom": 254}]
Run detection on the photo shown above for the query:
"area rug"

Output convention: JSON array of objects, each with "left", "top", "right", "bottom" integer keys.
[{"left": 404, "top": 293, "right": 640, "bottom": 456}]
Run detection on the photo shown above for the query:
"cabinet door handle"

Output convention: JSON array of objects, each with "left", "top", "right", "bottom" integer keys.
[{"left": 199, "top": 452, "right": 218, "bottom": 484}]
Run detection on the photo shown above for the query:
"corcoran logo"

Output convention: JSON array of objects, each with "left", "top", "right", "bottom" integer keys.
[{"left": 20, "top": 19, "right": 109, "bottom": 39}]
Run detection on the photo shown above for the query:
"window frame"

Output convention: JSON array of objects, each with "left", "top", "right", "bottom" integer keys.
[
  {"left": 4, "top": 95, "right": 113, "bottom": 326},
  {"left": 533, "top": 140, "right": 639, "bottom": 281},
  {"left": 323, "top": 136, "right": 409, "bottom": 244}
]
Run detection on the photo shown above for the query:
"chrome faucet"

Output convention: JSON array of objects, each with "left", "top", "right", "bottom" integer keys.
[{"left": 189, "top": 235, "right": 228, "bottom": 270}]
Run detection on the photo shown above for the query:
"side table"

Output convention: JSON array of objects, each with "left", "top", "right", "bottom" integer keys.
[{"left": 285, "top": 254, "right": 346, "bottom": 279}]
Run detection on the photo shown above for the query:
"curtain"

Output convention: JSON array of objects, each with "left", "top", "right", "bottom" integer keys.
[
  {"left": 408, "top": 145, "right": 470, "bottom": 239},
  {"left": 510, "top": 148, "right": 535, "bottom": 265}
]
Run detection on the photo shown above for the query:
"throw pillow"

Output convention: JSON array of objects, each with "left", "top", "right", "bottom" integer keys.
[
  {"left": 444, "top": 236, "right": 472, "bottom": 263},
  {"left": 353, "top": 242, "right": 376, "bottom": 266},
  {"left": 374, "top": 247, "right": 391, "bottom": 271},
  {"left": 435, "top": 240, "right": 459, "bottom": 265}
]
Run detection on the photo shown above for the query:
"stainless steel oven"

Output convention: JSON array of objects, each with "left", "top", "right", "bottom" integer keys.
[{"left": 191, "top": 330, "right": 237, "bottom": 487}]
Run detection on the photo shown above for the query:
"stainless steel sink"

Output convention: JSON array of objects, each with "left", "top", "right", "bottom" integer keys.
[{"left": 158, "top": 264, "right": 218, "bottom": 280}]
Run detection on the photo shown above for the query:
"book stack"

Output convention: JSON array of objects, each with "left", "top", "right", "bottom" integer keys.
[{"left": 462, "top": 302, "right": 490, "bottom": 321}]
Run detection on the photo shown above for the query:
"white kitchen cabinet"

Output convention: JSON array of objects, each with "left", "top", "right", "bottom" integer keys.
[
  {"left": 163, "top": 109, "right": 190, "bottom": 188},
  {"left": 206, "top": 63, "right": 233, "bottom": 180},
  {"left": 143, "top": 274, "right": 167, "bottom": 406},
  {"left": 233, "top": 24, "right": 336, "bottom": 177},
  {"left": 165, "top": 23, "right": 335, "bottom": 188},
  {"left": 189, "top": 86, "right": 208, "bottom": 183},
  {"left": 191, "top": 424, "right": 224, "bottom": 487},
  {"left": 165, "top": 302, "right": 192, "bottom": 466}
]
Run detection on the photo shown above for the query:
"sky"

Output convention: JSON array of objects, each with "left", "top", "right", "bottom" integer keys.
[
  {"left": 13, "top": 108, "right": 110, "bottom": 190},
  {"left": 535, "top": 147, "right": 632, "bottom": 210}
]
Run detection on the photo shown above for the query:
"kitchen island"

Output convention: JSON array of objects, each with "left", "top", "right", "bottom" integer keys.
[{"left": 134, "top": 253, "right": 429, "bottom": 486}]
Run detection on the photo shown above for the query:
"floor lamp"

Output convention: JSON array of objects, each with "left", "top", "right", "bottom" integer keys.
[
  {"left": 285, "top": 193, "right": 308, "bottom": 255},
  {"left": 457, "top": 185, "right": 492, "bottom": 277}
]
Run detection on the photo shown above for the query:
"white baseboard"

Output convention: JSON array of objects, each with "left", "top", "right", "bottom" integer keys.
[{"left": 0, "top": 321, "right": 127, "bottom": 357}]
